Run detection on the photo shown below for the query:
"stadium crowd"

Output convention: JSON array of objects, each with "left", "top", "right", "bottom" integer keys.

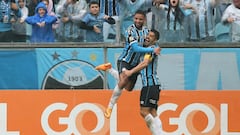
[{"left": 0, "top": 0, "right": 239, "bottom": 43}]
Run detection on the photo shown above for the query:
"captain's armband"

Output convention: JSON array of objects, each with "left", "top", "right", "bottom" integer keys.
[{"left": 144, "top": 54, "right": 152, "bottom": 61}]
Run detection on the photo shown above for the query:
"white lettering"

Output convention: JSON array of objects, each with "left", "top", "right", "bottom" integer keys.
[
  {"left": 41, "top": 103, "right": 130, "bottom": 135},
  {"left": 110, "top": 105, "right": 130, "bottom": 135},
  {"left": 221, "top": 104, "right": 240, "bottom": 135},
  {"left": 158, "top": 103, "right": 240, "bottom": 135},
  {"left": 41, "top": 103, "right": 69, "bottom": 135},
  {"left": 0, "top": 103, "right": 20, "bottom": 135}
]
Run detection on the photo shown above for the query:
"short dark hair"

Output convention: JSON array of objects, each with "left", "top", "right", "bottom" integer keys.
[
  {"left": 150, "top": 29, "right": 160, "bottom": 40},
  {"left": 89, "top": 1, "right": 99, "bottom": 7},
  {"left": 134, "top": 10, "right": 146, "bottom": 18}
]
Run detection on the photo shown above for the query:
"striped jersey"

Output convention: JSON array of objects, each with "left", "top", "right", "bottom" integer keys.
[
  {"left": 118, "top": 24, "right": 149, "bottom": 67},
  {"left": 140, "top": 45, "right": 160, "bottom": 87},
  {"left": 98, "top": 0, "right": 120, "bottom": 16}
]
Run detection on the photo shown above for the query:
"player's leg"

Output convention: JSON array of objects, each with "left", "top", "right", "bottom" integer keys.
[
  {"left": 95, "top": 62, "right": 112, "bottom": 71},
  {"left": 123, "top": 72, "right": 138, "bottom": 91},
  {"left": 141, "top": 107, "right": 159, "bottom": 135},
  {"left": 95, "top": 63, "right": 119, "bottom": 81},
  {"left": 150, "top": 85, "right": 162, "bottom": 135},
  {"left": 140, "top": 85, "right": 162, "bottom": 135},
  {"left": 104, "top": 61, "right": 129, "bottom": 118},
  {"left": 151, "top": 109, "right": 163, "bottom": 135},
  {"left": 104, "top": 83, "right": 122, "bottom": 118},
  {"left": 140, "top": 86, "right": 158, "bottom": 135},
  {"left": 105, "top": 70, "right": 130, "bottom": 118},
  {"left": 108, "top": 68, "right": 119, "bottom": 81}
]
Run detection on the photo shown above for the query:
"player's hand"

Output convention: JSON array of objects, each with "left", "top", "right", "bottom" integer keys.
[
  {"left": 154, "top": 47, "right": 161, "bottom": 55},
  {"left": 123, "top": 69, "right": 132, "bottom": 77}
]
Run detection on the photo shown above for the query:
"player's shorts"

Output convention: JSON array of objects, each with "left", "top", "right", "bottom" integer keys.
[
  {"left": 140, "top": 85, "right": 161, "bottom": 110},
  {"left": 117, "top": 60, "right": 139, "bottom": 82}
]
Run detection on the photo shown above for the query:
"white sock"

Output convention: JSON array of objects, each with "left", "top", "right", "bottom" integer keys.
[
  {"left": 145, "top": 114, "right": 158, "bottom": 135},
  {"left": 154, "top": 116, "right": 163, "bottom": 135},
  {"left": 108, "top": 68, "right": 119, "bottom": 81},
  {"left": 108, "top": 85, "right": 122, "bottom": 108}
]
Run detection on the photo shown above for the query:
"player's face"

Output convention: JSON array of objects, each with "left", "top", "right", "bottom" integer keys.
[
  {"left": 90, "top": 4, "right": 100, "bottom": 15},
  {"left": 133, "top": 13, "right": 145, "bottom": 29},
  {"left": 144, "top": 31, "right": 156, "bottom": 46},
  {"left": 233, "top": 0, "right": 240, "bottom": 8}
]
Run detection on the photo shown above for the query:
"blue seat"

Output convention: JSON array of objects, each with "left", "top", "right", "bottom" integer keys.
[{"left": 215, "top": 22, "right": 231, "bottom": 42}]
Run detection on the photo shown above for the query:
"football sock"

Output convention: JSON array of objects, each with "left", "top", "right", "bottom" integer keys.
[
  {"left": 154, "top": 116, "right": 163, "bottom": 135},
  {"left": 145, "top": 114, "right": 158, "bottom": 135},
  {"left": 108, "top": 68, "right": 119, "bottom": 81},
  {"left": 108, "top": 85, "right": 122, "bottom": 108}
]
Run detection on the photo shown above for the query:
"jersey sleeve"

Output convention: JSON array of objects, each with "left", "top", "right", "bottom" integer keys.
[{"left": 131, "top": 41, "right": 154, "bottom": 53}]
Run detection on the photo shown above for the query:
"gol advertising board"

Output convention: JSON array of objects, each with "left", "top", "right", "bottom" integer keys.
[{"left": 0, "top": 90, "right": 239, "bottom": 135}]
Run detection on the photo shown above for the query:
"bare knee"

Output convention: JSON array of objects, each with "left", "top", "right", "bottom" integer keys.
[
  {"left": 125, "top": 88, "right": 133, "bottom": 92},
  {"left": 140, "top": 107, "right": 150, "bottom": 118}
]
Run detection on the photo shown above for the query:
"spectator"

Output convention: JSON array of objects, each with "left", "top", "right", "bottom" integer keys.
[
  {"left": 25, "top": 2, "right": 57, "bottom": 43},
  {"left": 222, "top": 0, "right": 240, "bottom": 42},
  {"left": 42, "top": 0, "right": 59, "bottom": 41},
  {"left": 42, "top": 0, "right": 58, "bottom": 26},
  {"left": 12, "top": 0, "right": 28, "bottom": 42},
  {"left": 215, "top": 0, "right": 232, "bottom": 24},
  {"left": 157, "top": 0, "right": 189, "bottom": 42},
  {"left": 27, "top": 0, "right": 40, "bottom": 16},
  {"left": 98, "top": 0, "right": 120, "bottom": 42},
  {"left": 53, "top": 0, "right": 60, "bottom": 7},
  {"left": 0, "top": 0, "right": 21, "bottom": 42},
  {"left": 184, "top": 0, "right": 216, "bottom": 42},
  {"left": 79, "top": 1, "right": 115, "bottom": 42},
  {"left": 56, "top": 0, "right": 87, "bottom": 42},
  {"left": 150, "top": 0, "right": 168, "bottom": 42},
  {"left": 42, "top": 0, "right": 53, "bottom": 15},
  {"left": 26, "top": 0, "right": 40, "bottom": 42}
]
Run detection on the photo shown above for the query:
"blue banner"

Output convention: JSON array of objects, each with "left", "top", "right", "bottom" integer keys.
[
  {"left": 0, "top": 48, "right": 239, "bottom": 90},
  {"left": 0, "top": 49, "right": 38, "bottom": 89},
  {"left": 36, "top": 48, "right": 105, "bottom": 89}
]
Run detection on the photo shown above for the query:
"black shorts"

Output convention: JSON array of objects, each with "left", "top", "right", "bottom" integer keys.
[
  {"left": 117, "top": 60, "right": 139, "bottom": 82},
  {"left": 140, "top": 85, "right": 161, "bottom": 110}
]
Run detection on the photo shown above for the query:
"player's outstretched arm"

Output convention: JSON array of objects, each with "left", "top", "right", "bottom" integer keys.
[{"left": 123, "top": 54, "right": 152, "bottom": 77}]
